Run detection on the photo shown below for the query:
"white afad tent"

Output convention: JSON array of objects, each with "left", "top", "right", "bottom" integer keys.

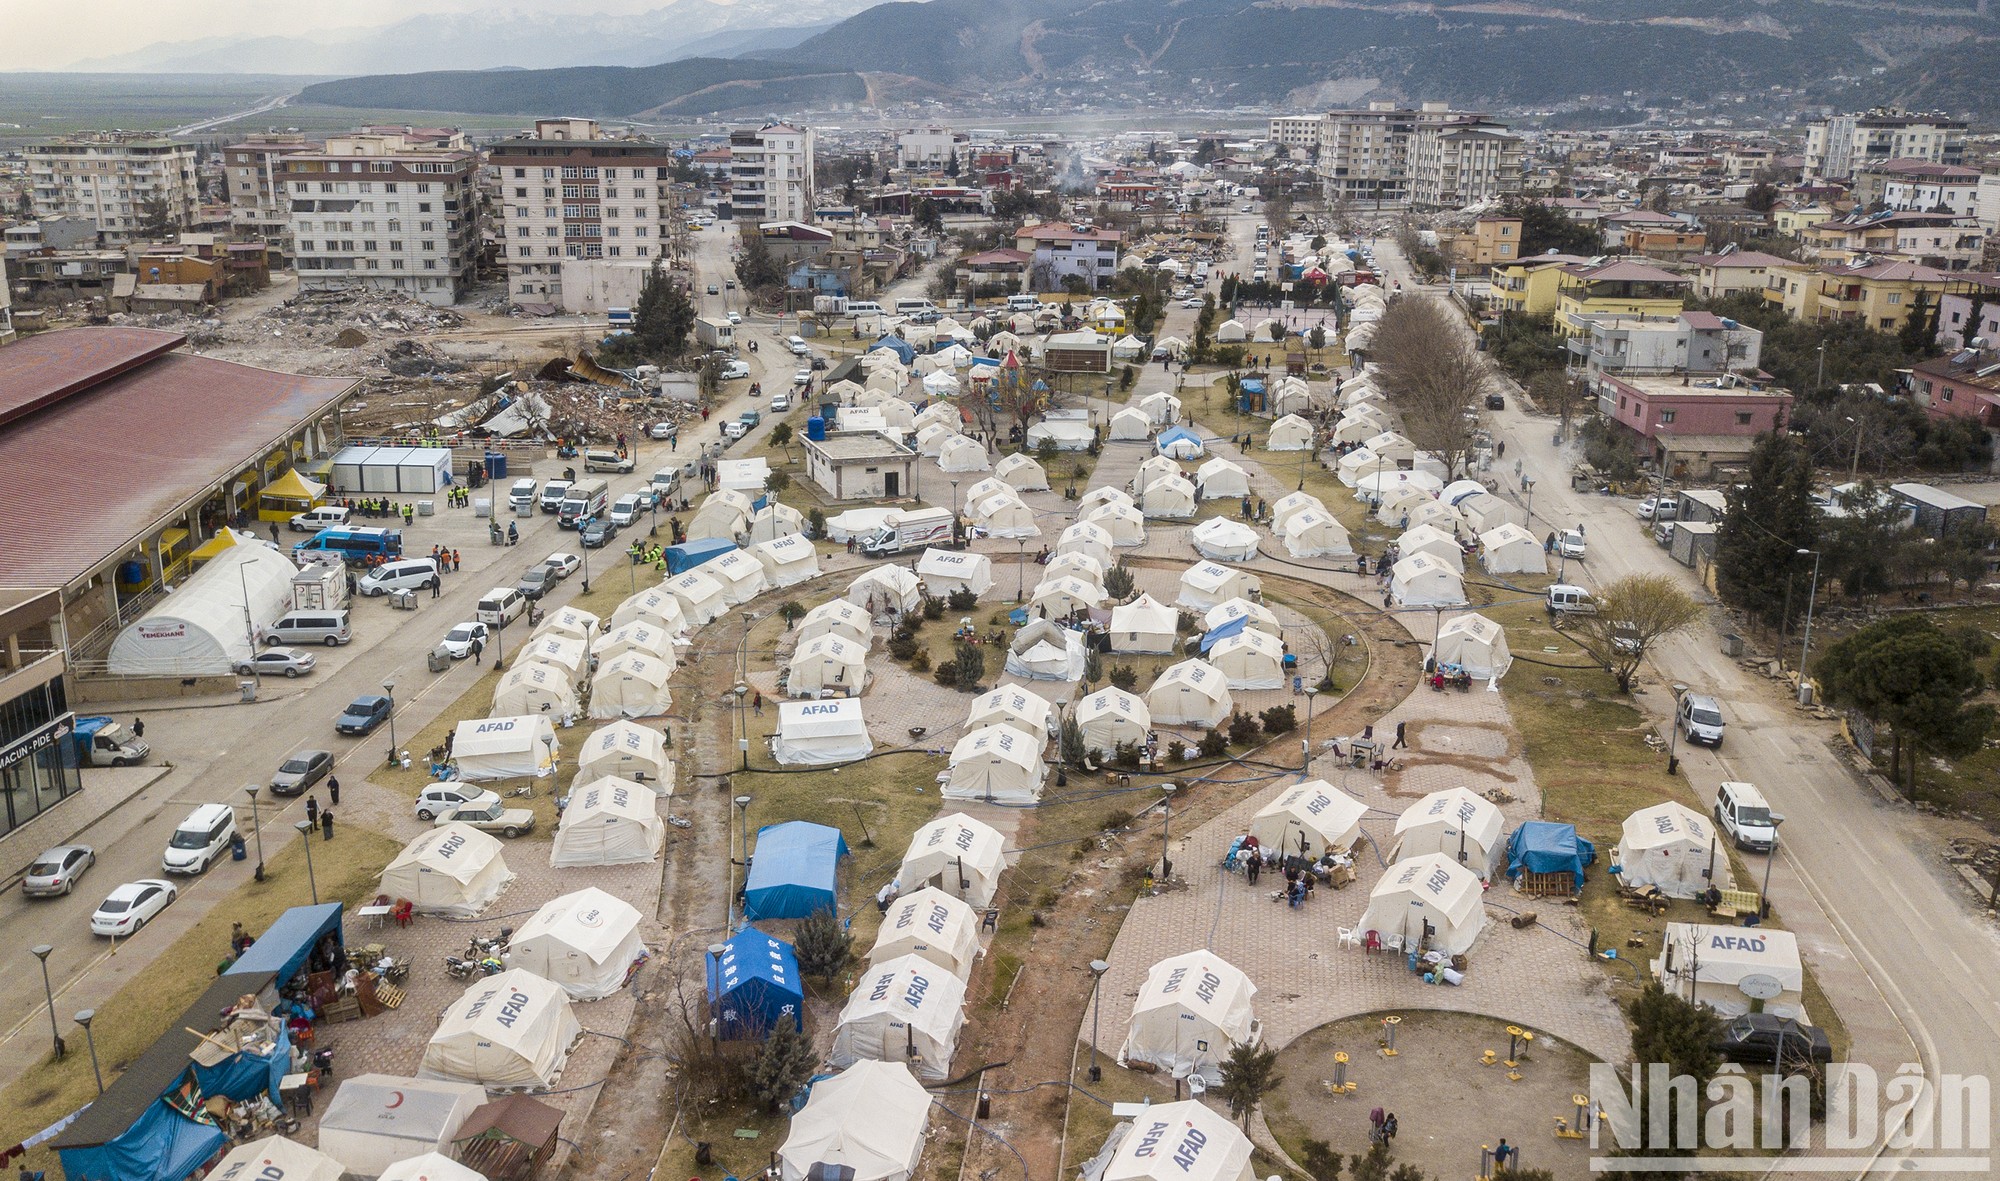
[
  {"left": 1108, "top": 407, "right": 1154, "bottom": 441},
  {"left": 1131, "top": 454, "right": 1184, "bottom": 495},
  {"left": 318, "top": 1075, "right": 487, "bottom": 1177},
  {"left": 508, "top": 886, "right": 647, "bottom": 1000},
  {"left": 937, "top": 434, "right": 991, "bottom": 473},
  {"left": 451, "top": 715, "right": 559, "bottom": 781},
  {"left": 1075, "top": 688, "right": 1150, "bottom": 755},
  {"left": 1044, "top": 550, "right": 1106, "bottom": 585},
  {"left": 1267, "top": 414, "right": 1314, "bottom": 451},
  {"left": 788, "top": 634, "right": 867, "bottom": 697},
  {"left": 1140, "top": 391, "right": 1183, "bottom": 424},
  {"left": 1479, "top": 523, "right": 1546, "bottom": 575},
  {"left": 996, "top": 452, "right": 1049, "bottom": 491},
  {"left": 754, "top": 534, "right": 822, "bottom": 588},
  {"left": 590, "top": 653, "right": 674, "bottom": 719},
  {"left": 381, "top": 824, "right": 514, "bottom": 917},
  {"left": 1250, "top": 780, "right": 1367, "bottom": 857},
  {"left": 108, "top": 543, "right": 297, "bottom": 675},
  {"left": 916, "top": 548, "right": 994, "bottom": 598},
  {"left": 1268, "top": 491, "right": 1325, "bottom": 534},
  {"left": 591, "top": 620, "right": 678, "bottom": 665},
  {"left": 611, "top": 586, "right": 688, "bottom": 633},
  {"left": 1118, "top": 951, "right": 1259, "bottom": 1083},
  {"left": 971, "top": 493, "right": 1040, "bottom": 539},
  {"left": 1031, "top": 574, "right": 1104, "bottom": 619},
  {"left": 1398, "top": 523, "right": 1464, "bottom": 572},
  {"left": 704, "top": 549, "right": 769, "bottom": 607},
  {"left": 1194, "top": 458, "right": 1250, "bottom": 500},
  {"left": 206, "top": 1137, "right": 344, "bottom": 1181},
  {"left": 1282, "top": 509, "right": 1352, "bottom": 558},
  {"left": 1215, "top": 318, "right": 1248, "bottom": 343},
  {"left": 1098, "top": 1101, "right": 1255, "bottom": 1181},
  {"left": 492, "top": 660, "right": 580, "bottom": 721},
  {"left": 1109, "top": 593, "right": 1179, "bottom": 654},
  {"left": 1389, "top": 554, "right": 1466, "bottom": 607},
  {"left": 965, "top": 685, "right": 1052, "bottom": 739},
  {"left": 773, "top": 698, "right": 873, "bottom": 766},
  {"left": 1654, "top": 924, "right": 1805, "bottom": 1020},
  {"left": 1433, "top": 613, "right": 1512, "bottom": 680},
  {"left": 899, "top": 813, "right": 1007, "bottom": 910},
  {"left": 420, "top": 969, "right": 582, "bottom": 1090},
  {"left": 1206, "top": 597, "right": 1279, "bottom": 635},
  {"left": 1393, "top": 787, "right": 1506, "bottom": 879},
  {"left": 1056, "top": 521, "right": 1115, "bottom": 566},
  {"left": 1083, "top": 501, "right": 1147, "bottom": 547},
  {"left": 1357, "top": 853, "right": 1488, "bottom": 956},
  {"left": 1207, "top": 627, "right": 1285, "bottom": 690},
  {"left": 1406, "top": 499, "right": 1463, "bottom": 537},
  {"left": 945, "top": 724, "right": 1047, "bottom": 803},
  {"left": 1459, "top": 492, "right": 1517, "bottom": 534},
  {"left": 1077, "top": 483, "right": 1131, "bottom": 513},
  {"left": 799, "top": 599, "right": 873, "bottom": 646},
  {"left": 1191, "top": 518, "right": 1260, "bottom": 563},
  {"left": 1140, "top": 475, "right": 1198, "bottom": 520},
  {"left": 1006, "top": 619, "right": 1086, "bottom": 682},
  {"left": 749, "top": 502, "right": 808, "bottom": 545},
  {"left": 777, "top": 1060, "right": 932, "bottom": 1181},
  {"left": 1178, "top": 561, "right": 1260, "bottom": 610},
  {"left": 1145, "top": 659, "right": 1233, "bottom": 728},
  {"left": 515, "top": 634, "right": 587, "bottom": 684},
  {"left": 377, "top": 1154, "right": 486, "bottom": 1181},
  {"left": 550, "top": 777, "right": 663, "bottom": 868},
  {"left": 1616, "top": 802, "right": 1726, "bottom": 900},
  {"left": 664, "top": 569, "right": 728, "bottom": 626},
  {"left": 533, "top": 605, "right": 600, "bottom": 646},
  {"left": 831, "top": 954, "right": 968, "bottom": 1080},
  {"left": 869, "top": 887, "right": 983, "bottom": 978},
  {"left": 848, "top": 565, "right": 924, "bottom": 615},
  {"left": 574, "top": 720, "right": 673, "bottom": 794}
]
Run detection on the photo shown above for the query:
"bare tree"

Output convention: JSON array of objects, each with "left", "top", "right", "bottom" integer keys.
[
  {"left": 1371, "top": 297, "right": 1490, "bottom": 480},
  {"left": 1569, "top": 574, "right": 1704, "bottom": 693},
  {"left": 1527, "top": 369, "right": 1587, "bottom": 440}
]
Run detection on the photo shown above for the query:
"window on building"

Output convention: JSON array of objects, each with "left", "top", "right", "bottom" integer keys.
[
  {"left": 1736, "top": 412, "right": 1753, "bottom": 425},
  {"left": 1659, "top": 408, "right": 1677, "bottom": 424}
]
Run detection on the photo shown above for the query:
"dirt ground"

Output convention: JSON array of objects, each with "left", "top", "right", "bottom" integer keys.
[{"left": 1264, "top": 1010, "right": 1600, "bottom": 1181}]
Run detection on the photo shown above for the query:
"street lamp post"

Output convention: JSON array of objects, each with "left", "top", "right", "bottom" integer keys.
[
  {"left": 1759, "top": 815, "right": 1787, "bottom": 919},
  {"left": 1302, "top": 685, "right": 1319, "bottom": 777},
  {"left": 1845, "top": 415, "right": 1863, "bottom": 482},
  {"left": 728, "top": 794, "right": 753, "bottom": 932},
  {"left": 1158, "top": 784, "right": 1179, "bottom": 881},
  {"left": 294, "top": 820, "right": 319, "bottom": 903},
  {"left": 382, "top": 679, "right": 398, "bottom": 767},
  {"left": 1796, "top": 549, "right": 1822, "bottom": 704},
  {"left": 31, "top": 946, "right": 62, "bottom": 1060},
  {"left": 951, "top": 480, "right": 960, "bottom": 544},
  {"left": 244, "top": 785, "right": 266, "bottom": 881},
  {"left": 581, "top": 541, "right": 591, "bottom": 594},
  {"left": 1087, "top": 959, "right": 1110, "bottom": 1082},
  {"left": 1815, "top": 341, "right": 1827, "bottom": 392},
  {"left": 75, "top": 1010, "right": 103, "bottom": 1094},
  {"left": 733, "top": 682, "right": 751, "bottom": 771},
  {"left": 1016, "top": 539, "right": 1026, "bottom": 603}
]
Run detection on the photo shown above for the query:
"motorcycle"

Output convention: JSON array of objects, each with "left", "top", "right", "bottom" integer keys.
[{"left": 444, "top": 955, "right": 481, "bottom": 980}]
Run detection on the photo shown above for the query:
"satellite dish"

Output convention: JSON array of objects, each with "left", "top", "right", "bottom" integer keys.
[{"left": 1738, "top": 973, "right": 1785, "bottom": 1000}]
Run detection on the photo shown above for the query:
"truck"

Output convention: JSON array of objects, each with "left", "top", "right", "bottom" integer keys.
[
  {"left": 71, "top": 717, "right": 149, "bottom": 767},
  {"left": 813, "top": 294, "right": 849, "bottom": 317},
  {"left": 607, "top": 306, "right": 636, "bottom": 331},
  {"left": 290, "top": 562, "right": 349, "bottom": 612},
  {"left": 860, "top": 507, "right": 955, "bottom": 557},
  {"left": 695, "top": 317, "right": 736, "bottom": 350}
]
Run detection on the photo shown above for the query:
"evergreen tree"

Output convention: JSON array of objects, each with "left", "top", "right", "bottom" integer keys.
[
  {"left": 736, "top": 230, "right": 784, "bottom": 292},
  {"left": 1214, "top": 1042, "right": 1283, "bottom": 1130},
  {"left": 1817, "top": 615, "right": 1996, "bottom": 795},
  {"left": 1715, "top": 432, "right": 1819, "bottom": 628},
  {"left": 793, "top": 907, "right": 851, "bottom": 978},
  {"left": 630, "top": 261, "right": 696, "bottom": 361},
  {"left": 749, "top": 1022, "right": 817, "bottom": 1112}
]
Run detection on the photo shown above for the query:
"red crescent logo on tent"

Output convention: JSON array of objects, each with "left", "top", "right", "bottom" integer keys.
[{"left": 386, "top": 1090, "right": 405, "bottom": 1108}]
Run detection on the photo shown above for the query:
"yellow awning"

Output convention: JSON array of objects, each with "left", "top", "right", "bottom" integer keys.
[
  {"left": 261, "top": 468, "right": 326, "bottom": 504},
  {"left": 189, "top": 529, "right": 249, "bottom": 562}
]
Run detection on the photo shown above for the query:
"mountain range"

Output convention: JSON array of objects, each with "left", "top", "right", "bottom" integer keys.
[{"left": 287, "top": 0, "right": 2000, "bottom": 118}]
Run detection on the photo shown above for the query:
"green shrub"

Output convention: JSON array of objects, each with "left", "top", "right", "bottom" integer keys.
[
  {"left": 1260, "top": 704, "right": 1297, "bottom": 734},
  {"left": 910, "top": 649, "right": 932, "bottom": 672},
  {"left": 923, "top": 596, "right": 945, "bottom": 620},
  {"left": 1228, "top": 712, "right": 1261, "bottom": 746},
  {"left": 947, "top": 588, "right": 979, "bottom": 611},
  {"left": 1166, "top": 739, "right": 1187, "bottom": 763},
  {"left": 887, "top": 634, "right": 919, "bottom": 661},
  {"left": 1109, "top": 663, "right": 1139, "bottom": 691},
  {"left": 1198, "top": 728, "right": 1229, "bottom": 757},
  {"left": 934, "top": 661, "right": 961, "bottom": 688},
  {"left": 1104, "top": 562, "right": 1135, "bottom": 599}
]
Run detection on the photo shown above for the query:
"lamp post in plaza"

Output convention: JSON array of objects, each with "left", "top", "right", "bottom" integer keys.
[
  {"left": 244, "top": 784, "right": 266, "bottom": 881},
  {"left": 31, "top": 946, "right": 62, "bottom": 1061},
  {"left": 295, "top": 819, "right": 319, "bottom": 904},
  {"left": 75, "top": 1010, "right": 103, "bottom": 1094}
]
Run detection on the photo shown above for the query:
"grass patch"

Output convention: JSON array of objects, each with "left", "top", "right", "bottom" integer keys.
[{"left": 0, "top": 827, "right": 404, "bottom": 1173}]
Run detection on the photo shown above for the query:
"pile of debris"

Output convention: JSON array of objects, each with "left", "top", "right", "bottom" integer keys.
[
  {"left": 381, "top": 338, "right": 466, "bottom": 378},
  {"left": 263, "top": 289, "right": 467, "bottom": 340}
]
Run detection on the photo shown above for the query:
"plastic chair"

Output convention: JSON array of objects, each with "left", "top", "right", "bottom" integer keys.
[
  {"left": 1383, "top": 933, "right": 1405, "bottom": 954},
  {"left": 1363, "top": 930, "right": 1382, "bottom": 954},
  {"left": 1337, "top": 927, "right": 1359, "bottom": 949}
]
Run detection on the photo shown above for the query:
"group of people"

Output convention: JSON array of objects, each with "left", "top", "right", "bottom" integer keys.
[
  {"left": 443, "top": 486, "right": 473, "bottom": 509},
  {"left": 428, "top": 545, "right": 462, "bottom": 573},
  {"left": 340, "top": 496, "right": 416, "bottom": 524}
]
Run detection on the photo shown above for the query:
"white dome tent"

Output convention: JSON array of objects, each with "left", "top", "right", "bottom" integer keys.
[
  {"left": 848, "top": 565, "right": 924, "bottom": 615},
  {"left": 1460, "top": 493, "right": 1519, "bottom": 535},
  {"left": 492, "top": 661, "right": 580, "bottom": 721},
  {"left": 1389, "top": 554, "right": 1466, "bottom": 607},
  {"left": 1108, "top": 407, "right": 1154, "bottom": 441},
  {"left": 1479, "top": 523, "right": 1546, "bottom": 575},
  {"left": 1031, "top": 575, "right": 1104, "bottom": 619},
  {"left": 831, "top": 954, "right": 968, "bottom": 1080},
  {"left": 611, "top": 586, "right": 688, "bottom": 633},
  {"left": 1433, "top": 613, "right": 1513, "bottom": 680},
  {"left": 591, "top": 621, "right": 678, "bottom": 665},
  {"left": 915, "top": 548, "right": 994, "bottom": 598},
  {"left": 1118, "top": 950, "right": 1259, "bottom": 1084},
  {"left": 1281, "top": 509, "right": 1353, "bottom": 558},
  {"left": 508, "top": 886, "right": 647, "bottom": 999},
  {"left": 589, "top": 652, "right": 674, "bottom": 719},
  {"left": 1145, "top": 659, "right": 1233, "bottom": 728},
  {"left": 420, "top": 969, "right": 582, "bottom": 1090},
  {"left": 1267, "top": 414, "right": 1314, "bottom": 451},
  {"left": 1250, "top": 780, "right": 1367, "bottom": 858},
  {"left": 1109, "top": 593, "right": 1179, "bottom": 654},
  {"left": 996, "top": 452, "right": 1049, "bottom": 491},
  {"left": 971, "top": 493, "right": 1040, "bottom": 539},
  {"left": 1178, "top": 560, "right": 1260, "bottom": 610},
  {"left": 773, "top": 698, "right": 873, "bottom": 765},
  {"left": 516, "top": 633, "right": 588, "bottom": 684},
  {"left": 1397, "top": 524, "right": 1465, "bottom": 573},
  {"left": 378, "top": 1154, "right": 485, "bottom": 1181},
  {"left": 1074, "top": 688, "right": 1151, "bottom": 755},
  {"left": 945, "top": 724, "right": 1048, "bottom": 803},
  {"left": 704, "top": 549, "right": 769, "bottom": 607},
  {"left": 1140, "top": 391, "right": 1183, "bottom": 424},
  {"left": 869, "top": 888, "right": 983, "bottom": 978},
  {"left": 205, "top": 1138, "right": 344, "bottom": 1181},
  {"left": 549, "top": 777, "right": 664, "bottom": 867},
  {"left": 1356, "top": 469, "right": 1443, "bottom": 506},
  {"left": 1194, "top": 458, "right": 1251, "bottom": 501},
  {"left": 1139, "top": 475, "right": 1198, "bottom": 519},
  {"left": 1616, "top": 802, "right": 1727, "bottom": 900},
  {"left": 753, "top": 534, "right": 822, "bottom": 588},
  {"left": 777, "top": 1061, "right": 932, "bottom": 1181},
  {"left": 1374, "top": 486, "right": 1434, "bottom": 526},
  {"left": 1006, "top": 619, "right": 1087, "bottom": 682},
  {"left": 1215, "top": 318, "right": 1248, "bottom": 343},
  {"left": 1360, "top": 430, "right": 1417, "bottom": 463},
  {"left": 799, "top": 598, "right": 874, "bottom": 646},
  {"left": 749, "top": 502, "right": 808, "bottom": 545},
  {"left": 899, "top": 813, "right": 1008, "bottom": 910},
  {"left": 1025, "top": 417, "right": 1093, "bottom": 451},
  {"left": 1206, "top": 597, "right": 1279, "bottom": 634},
  {"left": 914, "top": 424, "right": 955, "bottom": 457},
  {"left": 1357, "top": 853, "right": 1488, "bottom": 957},
  {"left": 450, "top": 715, "right": 558, "bottom": 782},
  {"left": 1334, "top": 446, "right": 1387, "bottom": 488},
  {"left": 1191, "top": 519, "right": 1260, "bottom": 563},
  {"left": 1207, "top": 627, "right": 1286, "bottom": 690},
  {"left": 1131, "top": 454, "right": 1185, "bottom": 495},
  {"left": 108, "top": 543, "right": 297, "bottom": 675},
  {"left": 787, "top": 634, "right": 867, "bottom": 697},
  {"left": 1083, "top": 501, "right": 1147, "bottom": 547},
  {"left": 1044, "top": 550, "right": 1106, "bottom": 586},
  {"left": 1393, "top": 787, "right": 1506, "bottom": 878},
  {"left": 965, "top": 685, "right": 1052, "bottom": 738},
  {"left": 574, "top": 721, "right": 672, "bottom": 794},
  {"left": 664, "top": 568, "right": 728, "bottom": 626},
  {"left": 1098, "top": 1101, "right": 1255, "bottom": 1181},
  {"left": 937, "top": 434, "right": 991, "bottom": 473},
  {"left": 1056, "top": 521, "right": 1115, "bottom": 567},
  {"left": 1268, "top": 491, "right": 1326, "bottom": 534}
]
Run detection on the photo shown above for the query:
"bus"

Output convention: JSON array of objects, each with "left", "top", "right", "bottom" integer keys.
[{"left": 292, "top": 527, "right": 403, "bottom": 565}]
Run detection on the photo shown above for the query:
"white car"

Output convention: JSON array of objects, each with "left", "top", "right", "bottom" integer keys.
[
  {"left": 1557, "top": 529, "right": 1587, "bottom": 559},
  {"left": 727, "top": 312, "right": 742, "bottom": 324},
  {"left": 544, "top": 552, "right": 582, "bottom": 579},
  {"left": 1180, "top": 297, "right": 1203, "bottom": 309},
  {"left": 793, "top": 369, "right": 811, "bottom": 386},
  {"left": 721, "top": 361, "right": 751, "bottom": 380},
  {"left": 416, "top": 785, "right": 500, "bottom": 822},
  {"left": 234, "top": 647, "right": 317, "bottom": 678},
  {"left": 610, "top": 494, "right": 644, "bottom": 527},
  {"left": 441, "top": 621, "right": 489, "bottom": 659},
  {"left": 90, "top": 879, "right": 177, "bottom": 937},
  {"left": 646, "top": 421, "right": 678, "bottom": 441}
]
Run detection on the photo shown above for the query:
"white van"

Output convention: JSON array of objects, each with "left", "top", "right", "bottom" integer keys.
[
  {"left": 893, "top": 298, "right": 935, "bottom": 316},
  {"left": 651, "top": 467, "right": 682, "bottom": 500},
  {"left": 357, "top": 557, "right": 441, "bottom": 597},
  {"left": 476, "top": 586, "right": 527, "bottom": 628},
  {"left": 1006, "top": 294, "right": 1040, "bottom": 312},
  {"left": 1715, "top": 781, "right": 1778, "bottom": 852},
  {"left": 289, "top": 506, "right": 351, "bottom": 534},
  {"left": 1677, "top": 691, "right": 1726, "bottom": 747},
  {"left": 162, "top": 803, "right": 238, "bottom": 875},
  {"left": 787, "top": 335, "right": 810, "bottom": 356},
  {"left": 1545, "top": 584, "right": 1597, "bottom": 615},
  {"left": 540, "top": 479, "right": 573, "bottom": 513},
  {"left": 265, "top": 610, "right": 352, "bottom": 647},
  {"left": 584, "top": 449, "right": 635, "bottom": 474},
  {"left": 507, "top": 479, "right": 538, "bottom": 511},
  {"left": 844, "top": 301, "right": 884, "bottom": 317}
]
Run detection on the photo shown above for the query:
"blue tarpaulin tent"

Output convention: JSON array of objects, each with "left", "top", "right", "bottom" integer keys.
[
  {"left": 57, "top": 1100, "right": 227, "bottom": 1181},
  {"left": 706, "top": 929, "right": 804, "bottom": 1038},
  {"left": 1506, "top": 821, "right": 1596, "bottom": 886},
  {"left": 868, "top": 336, "right": 917, "bottom": 365},
  {"left": 743, "top": 821, "right": 849, "bottom": 920},
  {"left": 1198, "top": 614, "right": 1249, "bottom": 654},
  {"left": 191, "top": 1023, "right": 290, "bottom": 1105},
  {"left": 665, "top": 537, "right": 736, "bottom": 575},
  {"left": 224, "top": 901, "right": 343, "bottom": 989},
  {"left": 1157, "top": 426, "right": 1205, "bottom": 457}
]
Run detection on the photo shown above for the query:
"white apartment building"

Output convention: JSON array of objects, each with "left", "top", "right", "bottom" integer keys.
[
  {"left": 897, "top": 127, "right": 968, "bottom": 171},
  {"left": 487, "top": 118, "right": 684, "bottom": 307},
  {"left": 0, "top": 256, "right": 13, "bottom": 344},
  {"left": 278, "top": 132, "right": 478, "bottom": 306},
  {"left": 1804, "top": 110, "right": 1968, "bottom": 181},
  {"left": 1318, "top": 103, "right": 1420, "bottom": 205},
  {"left": 26, "top": 133, "right": 199, "bottom": 242},
  {"left": 1878, "top": 164, "right": 1983, "bottom": 220},
  {"left": 1310, "top": 102, "right": 1522, "bottom": 210},
  {"left": 1407, "top": 117, "right": 1524, "bottom": 212},
  {"left": 1267, "top": 115, "right": 1324, "bottom": 155},
  {"left": 730, "top": 123, "right": 816, "bottom": 225},
  {"left": 222, "top": 134, "right": 316, "bottom": 261}
]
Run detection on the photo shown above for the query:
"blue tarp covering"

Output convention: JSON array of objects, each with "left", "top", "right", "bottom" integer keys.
[
  {"left": 1506, "top": 821, "right": 1596, "bottom": 884},
  {"left": 665, "top": 537, "right": 735, "bottom": 574},
  {"left": 1157, "top": 426, "right": 1204, "bottom": 456},
  {"left": 58, "top": 1100, "right": 226, "bottom": 1181},
  {"left": 191, "top": 1022, "right": 290, "bottom": 1106},
  {"left": 743, "top": 821, "right": 849, "bottom": 920},
  {"left": 868, "top": 336, "right": 916, "bottom": 364},
  {"left": 1198, "top": 614, "right": 1249, "bottom": 653},
  {"left": 706, "top": 929, "right": 804, "bottom": 1038},
  {"left": 224, "top": 902, "right": 343, "bottom": 988}
]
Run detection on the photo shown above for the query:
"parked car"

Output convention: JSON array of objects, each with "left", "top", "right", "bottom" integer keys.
[
  {"left": 722, "top": 420, "right": 749, "bottom": 441},
  {"left": 518, "top": 566, "right": 557, "bottom": 600},
  {"left": 434, "top": 799, "right": 536, "bottom": 838},
  {"left": 1484, "top": 393, "right": 1506, "bottom": 410},
  {"left": 23, "top": 845, "right": 96, "bottom": 898},
  {"left": 441, "top": 621, "right": 488, "bottom": 659},
  {"left": 811, "top": 356, "right": 828, "bottom": 371},
  {"left": 416, "top": 785, "right": 500, "bottom": 822},
  {"left": 580, "top": 517, "right": 619, "bottom": 548},
  {"left": 647, "top": 421, "right": 678, "bottom": 441},
  {"left": 271, "top": 749, "right": 334, "bottom": 795},
  {"left": 545, "top": 552, "right": 582, "bottom": 579},
  {"left": 793, "top": 369, "right": 811, "bottom": 386},
  {"left": 721, "top": 361, "right": 751, "bottom": 380},
  {"left": 1714, "top": 1014, "right": 1831, "bottom": 1066},
  {"left": 90, "top": 879, "right": 177, "bottom": 936},
  {"left": 771, "top": 392, "right": 792, "bottom": 413},
  {"left": 335, "top": 695, "right": 393, "bottom": 736},
  {"left": 1638, "top": 495, "right": 1680, "bottom": 521},
  {"left": 1180, "top": 297, "right": 1204, "bottom": 309},
  {"left": 1678, "top": 691, "right": 1727, "bottom": 747},
  {"left": 1557, "top": 529, "right": 1587, "bottom": 559},
  {"left": 706, "top": 284, "right": 720, "bottom": 295},
  {"left": 234, "top": 647, "right": 317, "bottom": 678},
  {"left": 611, "top": 494, "right": 644, "bottom": 527},
  {"left": 727, "top": 312, "right": 742, "bottom": 324}
]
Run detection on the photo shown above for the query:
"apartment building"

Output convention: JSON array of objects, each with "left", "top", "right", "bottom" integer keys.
[
  {"left": 1686, "top": 250, "right": 1795, "bottom": 300},
  {"left": 26, "top": 133, "right": 199, "bottom": 243},
  {"left": 1553, "top": 260, "right": 1690, "bottom": 333},
  {"left": 1309, "top": 102, "right": 1520, "bottom": 209},
  {"left": 1317, "top": 102, "right": 1419, "bottom": 206},
  {"left": 1267, "top": 115, "right": 1324, "bottom": 155},
  {"left": 222, "top": 134, "right": 316, "bottom": 262},
  {"left": 0, "top": 256, "right": 12, "bottom": 343},
  {"left": 1868, "top": 162, "right": 1983, "bottom": 220},
  {"left": 897, "top": 127, "right": 968, "bottom": 171},
  {"left": 1595, "top": 372, "right": 1795, "bottom": 478},
  {"left": 278, "top": 131, "right": 478, "bottom": 306},
  {"left": 730, "top": 123, "right": 816, "bottom": 225},
  {"left": 1015, "top": 222, "right": 1121, "bottom": 292},
  {"left": 1563, "top": 309, "right": 1763, "bottom": 385},
  {"left": 1407, "top": 116, "right": 1524, "bottom": 211},
  {"left": 1766, "top": 258, "right": 1957, "bottom": 329},
  {"left": 487, "top": 118, "right": 683, "bottom": 307},
  {"left": 1803, "top": 110, "right": 1967, "bottom": 181}
]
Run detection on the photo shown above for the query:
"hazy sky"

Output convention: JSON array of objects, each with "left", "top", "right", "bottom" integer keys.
[{"left": 5, "top": 0, "right": 706, "bottom": 70}]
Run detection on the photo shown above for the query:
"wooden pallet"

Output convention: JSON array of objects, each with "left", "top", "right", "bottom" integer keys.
[{"left": 372, "top": 981, "right": 405, "bottom": 1010}]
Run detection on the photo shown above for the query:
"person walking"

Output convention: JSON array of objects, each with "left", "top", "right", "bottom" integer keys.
[
  {"left": 752, "top": 691, "right": 763, "bottom": 715},
  {"left": 1383, "top": 1113, "right": 1398, "bottom": 1142},
  {"left": 451, "top": 549, "right": 461, "bottom": 572},
  {"left": 304, "top": 795, "right": 320, "bottom": 826},
  {"left": 131, "top": 716, "right": 146, "bottom": 739},
  {"left": 471, "top": 636, "right": 485, "bottom": 665},
  {"left": 320, "top": 809, "right": 335, "bottom": 842},
  {"left": 1369, "top": 1107, "right": 1386, "bottom": 1145},
  {"left": 327, "top": 775, "right": 340, "bottom": 806},
  {"left": 1392, "top": 721, "right": 1407, "bottom": 750}
]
